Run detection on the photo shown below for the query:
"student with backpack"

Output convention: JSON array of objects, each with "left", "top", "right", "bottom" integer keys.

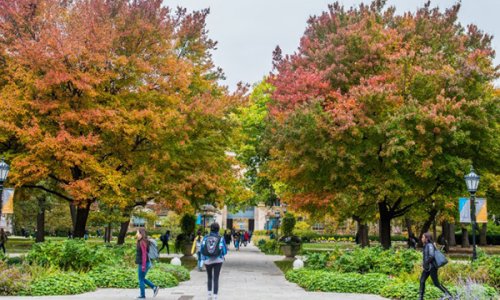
[
  {"left": 159, "top": 230, "right": 170, "bottom": 255},
  {"left": 201, "top": 222, "right": 227, "bottom": 300},
  {"left": 192, "top": 229, "right": 204, "bottom": 271},
  {"left": 136, "top": 228, "right": 159, "bottom": 299}
]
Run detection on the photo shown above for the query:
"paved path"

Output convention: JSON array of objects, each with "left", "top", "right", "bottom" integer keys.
[{"left": 3, "top": 244, "right": 387, "bottom": 300}]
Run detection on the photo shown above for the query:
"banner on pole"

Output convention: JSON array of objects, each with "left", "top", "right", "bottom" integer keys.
[
  {"left": 459, "top": 197, "right": 487, "bottom": 223},
  {"left": 1, "top": 188, "right": 15, "bottom": 214}
]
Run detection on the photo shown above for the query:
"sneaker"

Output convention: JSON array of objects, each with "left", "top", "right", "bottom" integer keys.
[
  {"left": 136, "top": 297, "right": 145, "bottom": 299},
  {"left": 153, "top": 286, "right": 159, "bottom": 297},
  {"left": 213, "top": 294, "right": 218, "bottom": 300}
]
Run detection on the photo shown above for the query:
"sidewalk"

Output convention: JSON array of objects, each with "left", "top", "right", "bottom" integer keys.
[{"left": 2, "top": 243, "right": 387, "bottom": 300}]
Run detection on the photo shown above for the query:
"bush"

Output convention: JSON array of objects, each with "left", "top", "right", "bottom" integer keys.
[
  {"left": 156, "top": 263, "right": 190, "bottom": 281},
  {"left": 256, "top": 239, "right": 281, "bottom": 255},
  {"left": 180, "top": 213, "right": 196, "bottom": 236},
  {"left": 147, "top": 268, "right": 178, "bottom": 288},
  {"left": 455, "top": 233, "right": 500, "bottom": 245},
  {"left": 26, "top": 240, "right": 112, "bottom": 271},
  {"left": 30, "top": 272, "right": 96, "bottom": 296},
  {"left": 332, "top": 247, "right": 421, "bottom": 275},
  {"left": 0, "top": 261, "right": 31, "bottom": 296},
  {"left": 281, "top": 213, "right": 296, "bottom": 237},
  {"left": 286, "top": 269, "right": 390, "bottom": 294},
  {"left": 305, "top": 252, "right": 330, "bottom": 270},
  {"left": 380, "top": 280, "right": 443, "bottom": 299},
  {"left": 87, "top": 265, "right": 136, "bottom": 288}
]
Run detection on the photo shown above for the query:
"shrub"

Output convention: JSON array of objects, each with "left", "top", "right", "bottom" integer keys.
[
  {"left": 87, "top": 265, "right": 136, "bottom": 288},
  {"left": 147, "top": 268, "right": 178, "bottom": 288},
  {"left": 305, "top": 252, "right": 330, "bottom": 270},
  {"left": 452, "top": 278, "right": 498, "bottom": 300},
  {"left": 26, "top": 240, "right": 111, "bottom": 271},
  {"left": 380, "top": 280, "right": 443, "bottom": 299},
  {"left": 286, "top": 269, "right": 390, "bottom": 294},
  {"left": 0, "top": 261, "right": 31, "bottom": 296},
  {"left": 332, "top": 246, "right": 421, "bottom": 275},
  {"left": 156, "top": 263, "right": 190, "bottom": 281},
  {"left": 256, "top": 239, "right": 281, "bottom": 255},
  {"left": 30, "top": 272, "right": 96, "bottom": 296},
  {"left": 281, "top": 213, "right": 296, "bottom": 237},
  {"left": 180, "top": 213, "right": 196, "bottom": 236}
]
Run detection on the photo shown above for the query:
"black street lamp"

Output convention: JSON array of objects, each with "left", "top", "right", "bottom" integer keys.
[
  {"left": 0, "top": 158, "right": 10, "bottom": 219},
  {"left": 464, "top": 166, "right": 480, "bottom": 261}
]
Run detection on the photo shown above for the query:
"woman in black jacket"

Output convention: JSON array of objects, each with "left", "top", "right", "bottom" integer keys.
[{"left": 419, "top": 232, "right": 452, "bottom": 300}]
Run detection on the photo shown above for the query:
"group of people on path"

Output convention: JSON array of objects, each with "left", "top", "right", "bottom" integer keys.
[{"left": 226, "top": 229, "right": 251, "bottom": 251}]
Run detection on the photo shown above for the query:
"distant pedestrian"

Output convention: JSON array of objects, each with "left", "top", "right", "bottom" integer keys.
[
  {"left": 243, "top": 231, "right": 249, "bottom": 246},
  {"left": 233, "top": 231, "right": 240, "bottom": 250},
  {"left": 67, "top": 230, "right": 73, "bottom": 239},
  {"left": 419, "top": 232, "right": 452, "bottom": 300},
  {"left": 96, "top": 229, "right": 101, "bottom": 238},
  {"left": 248, "top": 230, "right": 253, "bottom": 243},
  {"left": 192, "top": 230, "right": 204, "bottom": 271},
  {"left": 223, "top": 230, "right": 231, "bottom": 247},
  {"left": 201, "top": 222, "right": 227, "bottom": 300},
  {"left": 135, "top": 228, "right": 159, "bottom": 299},
  {"left": 159, "top": 230, "right": 170, "bottom": 255},
  {"left": 408, "top": 233, "right": 418, "bottom": 249},
  {"left": 84, "top": 229, "right": 89, "bottom": 240},
  {"left": 0, "top": 228, "right": 8, "bottom": 254}
]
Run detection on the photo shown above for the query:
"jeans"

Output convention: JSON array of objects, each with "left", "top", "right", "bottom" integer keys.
[
  {"left": 138, "top": 261, "right": 155, "bottom": 298},
  {"left": 0, "top": 242, "right": 5, "bottom": 254},
  {"left": 419, "top": 266, "right": 450, "bottom": 299},
  {"left": 197, "top": 251, "right": 203, "bottom": 270},
  {"left": 206, "top": 262, "right": 223, "bottom": 295}
]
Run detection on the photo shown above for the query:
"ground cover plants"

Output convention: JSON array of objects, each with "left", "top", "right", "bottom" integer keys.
[
  {"left": 283, "top": 246, "right": 499, "bottom": 300},
  {"left": 0, "top": 239, "right": 190, "bottom": 296}
]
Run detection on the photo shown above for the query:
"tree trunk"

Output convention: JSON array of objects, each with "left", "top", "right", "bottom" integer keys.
[
  {"left": 461, "top": 226, "right": 470, "bottom": 248},
  {"left": 36, "top": 197, "right": 46, "bottom": 243},
  {"left": 69, "top": 203, "right": 76, "bottom": 229},
  {"left": 448, "top": 223, "right": 456, "bottom": 246},
  {"left": 104, "top": 223, "right": 112, "bottom": 243},
  {"left": 360, "top": 223, "right": 370, "bottom": 247},
  {"left": 418, "top": 208, "right": 438, "bottom": 247},
  {"left": 441, "top": 221, "right": 450, "bottom": 252},
  {"left": 117, "top": 219, "right": 130, "bottom": 245},
  {"left": 378, "top": 202, "right": 392, "bottom": 249},
  {"left": 354, "top": 217, "right": 370, "bottom": 248},
  {"left": 73, "top": 202, "right": 91, "bottom": 238},
  {"left": 405, "top": 217, "right": 413, "bottom": 237},
  {"left": 479, "top": 223, "right": 487, "bottom": 246}
]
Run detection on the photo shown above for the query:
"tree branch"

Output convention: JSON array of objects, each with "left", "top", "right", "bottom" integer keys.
[{"left": 24, "top": 185, "right": 74, "bottom": 202}]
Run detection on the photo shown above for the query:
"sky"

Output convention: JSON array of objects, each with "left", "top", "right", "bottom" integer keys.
[{"left": 165, "top": 0, "right": 500, "bottom": 90}]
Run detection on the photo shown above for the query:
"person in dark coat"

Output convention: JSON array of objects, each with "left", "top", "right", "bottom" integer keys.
[
  {"left": 159, "top": 230, "right": 170, "bottom": 255},
  {"left": 419, "top": 232, "right": 452, "bottom": 300}
]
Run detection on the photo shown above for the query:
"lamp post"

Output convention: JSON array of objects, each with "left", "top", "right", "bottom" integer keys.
[
  {"left": 464, "top": 166, "right": 480, "bottom": 261},
  {"left": 0, "top": 158, "right": 10, "bottom": 223}
]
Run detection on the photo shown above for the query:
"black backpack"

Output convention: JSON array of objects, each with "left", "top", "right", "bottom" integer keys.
[{"left": 201, "top": 235, "right": 221, "bottom": 258}]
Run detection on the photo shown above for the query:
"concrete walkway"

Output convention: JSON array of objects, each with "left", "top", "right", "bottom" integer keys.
[{"left": 3, "top": 244, "right": 387, "bottom": 300}]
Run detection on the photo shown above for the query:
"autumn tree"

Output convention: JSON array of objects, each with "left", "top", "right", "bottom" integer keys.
[
  {"left": 0, "top": 0, "right": 243, "bottom": 238},
  {"left": 265, "top": 1, "right": 499, "bottom": 248}
]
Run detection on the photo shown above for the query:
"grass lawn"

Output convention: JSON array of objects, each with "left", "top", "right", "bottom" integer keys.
[{"left": 274, "top": 260, "right": 293, "bottom": 274}]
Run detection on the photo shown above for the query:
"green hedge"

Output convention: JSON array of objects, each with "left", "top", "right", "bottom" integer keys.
[
  {"left": 30, "top": 272, "right": 96, "bottom": 296},
  {"left": 454, "top": 233, "right": 500, "bottom": 245},
  {"left": 299, "top": 232, "right": 407, "bottom": 243},
  {"left": 286, "top": 269, "right": 390, "bottom": 294}
]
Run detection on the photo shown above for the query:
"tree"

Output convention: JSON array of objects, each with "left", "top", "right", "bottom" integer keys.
[
  {"left": 0, "top": 1, "right": 243, "bottom": 237},
  {"left": 265, "top": 1, "right": 499, "bottom": 248}
]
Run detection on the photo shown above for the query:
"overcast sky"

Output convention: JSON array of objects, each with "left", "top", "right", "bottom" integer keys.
[{"left": 165, "top": 0, "right": 500, "bottom": 90}]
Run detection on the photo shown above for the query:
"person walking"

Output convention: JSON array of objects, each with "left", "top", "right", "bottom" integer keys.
[
  {"left": 192, "top": 229, "right": 204, "bottom": 271},
  {"left": 159, "top": 230, "right": 170, "bottom": 255},
  {"left": 408, "top": 232, "right": 418, "bottom": 249},
  {"left": 419, "top": 232, "right": 452, "bottom": 300},
  {"left": 224, "top": 230, "right": 231, "bottom": 248},
  {"left": 0, "top": 228, "right": 7, "bottom": 254},
  {"left": 233, "top": 231, "right": 240, "bottom": 251},
  {"left": 135, "top": 228, "right": 159, "bottom": 299},
  {"left": 201, "top": 222, "right": 227, "bottom": 300},
  {"left": 243, "top": 231, "right": 249, "bottom": 246}
]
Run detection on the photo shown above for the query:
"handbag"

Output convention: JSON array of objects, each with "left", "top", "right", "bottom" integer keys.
[{"left": 433, "top": 245, "right": 448, "bottom": 268}]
